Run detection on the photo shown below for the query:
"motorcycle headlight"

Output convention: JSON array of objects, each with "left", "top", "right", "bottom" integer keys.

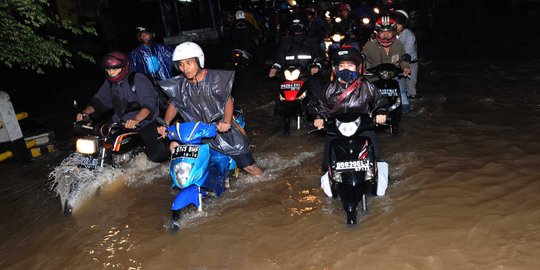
[
  {"left": 335, "top": 17, "right": 342, "bottom": 23},
  {"left": 76, "top": 137, "right": 98, "bottom": 154},
  {"left": 373, "top": 7, "right": 380, "bottom": 14},
  {"left": 284, "top": 69, "right": 301, "bottom": 81},
  {"left": 362, "top": 17, "right": 370, "bottom": 25},
  {"left": 336, "top": 118, "right": 361, "bottom": 137},
  {"left": 379, "top": 70, "right": 396, "bottom": 80},
  {"left": 174, "top": 162, "right": 193, "bottom": 187},
  {"left": 331, "top": 33, "right": 343, "bottom": 42}
]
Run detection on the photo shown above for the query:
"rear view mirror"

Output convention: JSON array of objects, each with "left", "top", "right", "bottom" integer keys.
[{"left": 402, "top": 54, "right": 411, "bottom": 62}]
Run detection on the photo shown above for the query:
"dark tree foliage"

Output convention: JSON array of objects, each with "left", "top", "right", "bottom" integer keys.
[{"left": 0, "top": 0, "right": 97, "bottom": 73}]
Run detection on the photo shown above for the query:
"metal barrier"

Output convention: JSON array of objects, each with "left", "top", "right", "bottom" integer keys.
[{"left": 0, "top": 91, "right": 55, "bottom": 163}]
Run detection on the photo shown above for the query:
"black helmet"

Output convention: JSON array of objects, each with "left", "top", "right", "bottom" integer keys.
[
  {"left": 289, "top": 17, "right": 306, "bottom": 35},
  {"left": 332, "top": 46, "right": 363, "bottom": 66}
]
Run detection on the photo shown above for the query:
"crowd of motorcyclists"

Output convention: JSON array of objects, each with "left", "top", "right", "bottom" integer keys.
[{"left": 74, "top": 0, "right": 419, "bottom": 180}]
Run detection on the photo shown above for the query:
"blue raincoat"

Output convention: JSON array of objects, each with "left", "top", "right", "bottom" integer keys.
[{"left": 129, "top": 43, "right": 175, "bottom": 80}]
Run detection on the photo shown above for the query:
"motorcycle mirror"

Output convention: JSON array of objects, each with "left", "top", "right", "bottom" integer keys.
[
  {"left": 73, "top": 100, "right": 80, "bottom": 112},
  {"left": 374, "top": 97, "right": 387, "bottom": 109},
  {"left": 156, "top": 117, "right": 167, "bottom": 126},
  {"left": 210, "top": 114, "right": 223, "bottom": 123},
  {"left": 402, "top": 54, "right": 412, "bottom": 62}
]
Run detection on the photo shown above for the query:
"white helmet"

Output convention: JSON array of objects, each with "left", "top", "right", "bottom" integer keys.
[
  {"left": 172, "top": 41, "right": 205, "bottom": 68},
  {"left": 235, "top": 10, "right": 245, "bottom": 20},
  {"left": 394, "top": 9, "right": 409, "bottom": 20}
]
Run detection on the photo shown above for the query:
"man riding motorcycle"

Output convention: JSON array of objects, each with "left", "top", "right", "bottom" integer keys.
[
  {"left": 268, "top": 16, "right": 324, "bottom": 79},
  {"left": 75, "top": 51, "right": 170, "bottom": 163},
  {"left": 330, "top": 3, "right": 360, "bottom": 48},
  {"left": 158, "top": 42, "right": 263, "bottom": 176},
  {"left": 268, "top": 16, "right": 326, "bottom": 131},
  {"left": 309, "top": 46, "right": 388, "bottom": 172},
  {"left": 362, "top": 14, "right": 411, "bottom": 113}
]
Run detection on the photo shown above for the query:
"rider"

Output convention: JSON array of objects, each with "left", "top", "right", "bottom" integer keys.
[
  {"left": 303, "top": 6, "right": 326, "bottom": 45},
  {"left": 268, "top": 16, "right": 326, "bottom": 133},
  {"left": 230, "top": 10, "right": 257, "bottom": 59},
  {"left": 129, "top": 26, "right": 175, "bottom": 81},
  {"left": 361, "top": 14, "right": 411, "bottom": 113},
  {"left": 76, "top": 51, "right": 170, "bottom": 163},
  {"left": 157, "top": 42, "right": 263, "bottom": 177},
  {"left": 268, "top": 16, "right": 324, "bottom": 78},
  {"left": 332, "top": 3, "right": 360, "bottom": 48},
  {"left": 393, "top": 9, "right": 419, "bottom": 99},
  {"left": 309, "top": 46, "right": 388, "bottom": 172}
]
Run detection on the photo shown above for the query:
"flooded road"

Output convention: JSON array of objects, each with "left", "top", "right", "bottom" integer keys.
[{"left": 1, "top": 42, "right": 540, "bottom": 269}]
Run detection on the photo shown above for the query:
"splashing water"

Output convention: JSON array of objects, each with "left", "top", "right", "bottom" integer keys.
[
  {"left": 49, "top": 152, "right": 167, "bottom": 214},
  {"left": 162, "top": 149, "right": 321, "bottom": 230}
]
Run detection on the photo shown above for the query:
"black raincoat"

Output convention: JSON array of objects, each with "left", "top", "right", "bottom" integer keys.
[
  {"left": 159, "top": 70, "right": 250, "bottom": 156},
  {"left": 308, "top": 78, "right": 388, "bottom": 119}
]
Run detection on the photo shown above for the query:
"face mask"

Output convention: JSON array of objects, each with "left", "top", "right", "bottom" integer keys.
[{"left": 336, "top": 69, "right": 359, "bottom": 83}]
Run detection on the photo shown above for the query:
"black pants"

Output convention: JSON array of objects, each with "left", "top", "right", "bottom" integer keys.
[
  {"left": 322, "top": 130, "right": 380, "bottom": 172},
  {"left": 139, "top": 121, "right": 170, "bottom": 163}
]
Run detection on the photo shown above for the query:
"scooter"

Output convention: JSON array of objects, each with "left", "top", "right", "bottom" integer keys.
[
  {"left": 55, "top": 101, "right": 145, "bottom": 216},
  {"left": 164, "top": 110, "right": 245, "bottom": 230},
  {"left": 276, "top": 65, "right": 308, "bottom": 134},
  {"left": 232, "top": 49, "right": 252, "bottom": 69},
  {"left": 364, "top": 54, "right": 411, "bottom": 135},
  {"left": 318, "top": 112, "right": 388, "bottom": 224}
]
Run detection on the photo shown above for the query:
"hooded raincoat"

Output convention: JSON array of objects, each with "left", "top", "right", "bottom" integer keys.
[
  {"left": 129, "top": 43, "right": 175, "bottom": 80},
  {"left": 159, "top": 70, "right": 250, "bottom": 156}
]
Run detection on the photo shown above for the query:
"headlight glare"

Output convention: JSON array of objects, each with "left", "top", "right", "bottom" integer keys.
[
  {"left": 76, "top": 137, "right": 98, "bottom": 154},
  {"left": 284, "top": 69, "right": 301, "bottom": 81}
]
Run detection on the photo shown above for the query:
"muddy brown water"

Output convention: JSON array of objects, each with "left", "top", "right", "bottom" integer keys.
[{"left": 1, "top": 46, "right": 540, "bottom": 270}]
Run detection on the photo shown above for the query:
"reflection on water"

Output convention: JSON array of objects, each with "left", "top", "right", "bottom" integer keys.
[{"left": 89, "top": 225, "right": 141, "bottom": 269}]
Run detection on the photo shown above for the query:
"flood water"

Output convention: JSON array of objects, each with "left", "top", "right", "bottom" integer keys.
[{"left": 2, "top": 41, "right": 540, "bottom": 269}]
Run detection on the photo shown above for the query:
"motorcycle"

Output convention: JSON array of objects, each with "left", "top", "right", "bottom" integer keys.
[
  {"left": 232, "top": 48, "right": 252, "bottom": 68},
  {"left": 318, "top": 112, "right": 388, "bottom": 225},
  {"left": 276, "top": 65, "right": 308, "bottom": 134},
  {"left": 364, "top": 54, "right": 411, "bottom": 135},
  {"left": 164, "top": 110, "right": 245, "bottom": 231},
  {"left": 57, "top": 101, "right": 145, "bottom": 215}
]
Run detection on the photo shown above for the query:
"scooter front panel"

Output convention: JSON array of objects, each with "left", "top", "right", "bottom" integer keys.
[{"left": 170, "top": 144, "right": 210, "bottom": 188}]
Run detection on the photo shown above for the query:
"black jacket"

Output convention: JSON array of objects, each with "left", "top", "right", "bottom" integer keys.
[
  {"left": 308, "top": 78, "right": 388, "bottom": 119},
  {"left": 272, "top": 34, "right": 324, "bottom": 70}
]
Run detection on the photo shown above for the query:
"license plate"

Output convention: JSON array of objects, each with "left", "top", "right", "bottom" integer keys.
[
  {"left": 74, "top": 155, "right": 100, "bottom": 169},
  {"left": 335, "top": 160, "right": 370, "bottom": 171},
  {"left": 172, "top": 145, "right": 200, "bottom": 159},
  {"left": 280, "top": 82, "right": 301, "bottom": 91},
  {"left": 379, "top": 88, "right": 398, "bottom": 97}
]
